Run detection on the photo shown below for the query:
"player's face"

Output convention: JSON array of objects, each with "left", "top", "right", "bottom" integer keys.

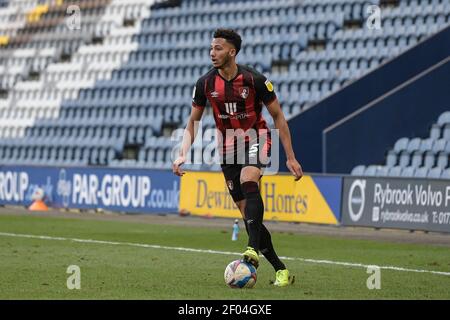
[{"left": 210, "top": 38, "right": 235, "bottom": 69}]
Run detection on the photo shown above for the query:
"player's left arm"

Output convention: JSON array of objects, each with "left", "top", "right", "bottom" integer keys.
[{"left": 266, "top": 98, "right": 303, "bottom": 181}]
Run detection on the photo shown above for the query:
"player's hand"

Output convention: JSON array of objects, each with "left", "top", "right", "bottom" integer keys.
[
  {"left": 286, "top": 158, "right": 303, "bottom": 181},
  {"left": 172, "top": 156, "right": 186, "bottom": 177}
]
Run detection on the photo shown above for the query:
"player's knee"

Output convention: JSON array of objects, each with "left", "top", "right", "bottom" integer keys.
[{"left": 240, "top": 166, "right": 261, "bottom": 184}]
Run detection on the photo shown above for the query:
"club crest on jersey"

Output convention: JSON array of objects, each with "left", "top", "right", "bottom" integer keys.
[
  {"left": 239, "top": 87, "right": 249, "bottom": 99},
  {"left": 210, "top": 91, "right": 219, "bottom": 98},
  {"left": 265, "top": 80, "right": 274, "bottom": 92},
  {"left": 226, "top": 180, "right": 234, "bottom": 191}
]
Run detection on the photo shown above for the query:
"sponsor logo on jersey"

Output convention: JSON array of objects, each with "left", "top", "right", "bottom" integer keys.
[
  {"left": 210, "top": 91, "right": 219, "bottom": 98},
  {"left": 218, "top": 113, "right": 250, "bottom": 120}
]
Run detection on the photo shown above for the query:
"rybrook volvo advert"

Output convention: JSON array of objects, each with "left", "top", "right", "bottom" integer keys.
[
  {"left": 342, "top": 177, "right": 450, "bottom": 233},
  {"left": 0, "top": 166, "right": 180, "bottom": 214}
]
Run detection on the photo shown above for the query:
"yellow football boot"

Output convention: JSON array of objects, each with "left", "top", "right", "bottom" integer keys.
[
  {"left": 272, "top": 269, "right": 295, "bottom": 287},
  {"left": 242, "top": 246, "right": 259, "bottom": 269}
]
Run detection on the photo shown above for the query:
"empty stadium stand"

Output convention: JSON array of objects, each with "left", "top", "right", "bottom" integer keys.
[
  {"left": 351, "top": 110, "right": 450, "bottom": 178},
  {"left": 0, "top": 0, "right": 449, "bottom": 177}
]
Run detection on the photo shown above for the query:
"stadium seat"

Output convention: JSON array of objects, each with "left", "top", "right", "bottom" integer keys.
[
  {"left": 436, "top": 152, "right": 449, "bottom": 169},
  {"left": 376, "top": 166, "right": 389, "bottom": 177},
  {"left": 428, "top": 167, "right": 443, "bottom": 179},
  {"left": 443, "top": 124, "right": 450, "bottom": 140},
  {"left": 364, "top": 165, "right": 378, "bottom": 176},
  {"left": 432, "top": 138, "right": 448, "bottom": 153},
  {"left": 386, "top": 150, "right": 398, "bottom": 167},
  {"left": 419, "top": 138, "right": 434, "bottom": 151},
  {"left": 398, "top": 150, "right": 411, "bottom": 167},
  {"left": 410, "top": 151, "right": 423, "bottom": 168},
  {"left": 415, "top": 167, "right": 429, "bottom": 178},
  {"left": 423, "top": 151, "right": 436, "bottom": 169},
  {"left": 401, "top": 167, "right": 416, "bottom": 177},
  {"left": 406, "top": 137, "right": 421, "bottom": 152},
  {"left": 394, "top": 137, "right": 409, "bottom": 152},
  {"left": 429, "top": 124, "right": 442, "bottom": 139},
  {"left": 388, "top": 166, "right": 403, "bottom": 177},
  {"left": 441, "top": 168, "right": 450, "bottom": 179}
]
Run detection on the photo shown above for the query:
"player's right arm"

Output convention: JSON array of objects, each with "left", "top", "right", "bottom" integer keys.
[{"left": 172, "top": 78, "right": 207, "bottom": 176}]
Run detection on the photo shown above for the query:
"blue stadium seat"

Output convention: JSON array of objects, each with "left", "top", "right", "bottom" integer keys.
[
  {"left": 135, "top": 126, "right": 145, "bottom": 145},
  {"left": 388, "top": 166, "right": 402, "bottom": 177},
  {"left": 386, "top": 150, "right": 398, "bottom": 167},
  {"left": 89, "top": 148, "right": 99, "bottom": 165},
  {"left": 81, "top": 148, "right": 90, "bottom": 164},
  {"left": 415, "top": 167, "right": 429, "bottom": 178},
  {"left": 364, "top": 165, "right": 378, "bottom": 176},
  {"left": 406, "top": 137, "right": 421, "bottom": 152},
  {"left": 436, "top": 152, "right": 449, "bottom": 169},
  {"left": 73, "top": 147, "right": 82, "bottom": 162},
  {"left": 57, "top": 147, "right": 65, "bottom": 163},
  {"left": 146, "top": 148, "right": 155, "bottom": 163},
  {"left": 401, "top": 167, "right": 415, "bottom": 177},
  {"left": 107, "top": 148, "right": 116, "bottom": 163},
  {"left": 138, "top": 148, "right": 146, "bottom": 162},
  {"left": 49, "top": 147, "right": 57, "bottom": 161},
  {"left": 428, "top": 167, "right": 443, "bottom": 179},
  {"left": 98, "top": 148, "right": 107, "bottom": 165},
  {"left": 394, "top": 137, "right": 409, "bottom": 152},
  {"left": 432, "top": 138, "right": 448, "bottom": 153},
  {"left": 376, "top": 166, "right": 389, "bottom": 177},
  {"left": 430, "top": 123, "right": 441, "bottom": 140},
  {"left": 419, "top": 138, "right": 434, "bottom": 151},
  {"left": 441, "top": 168, "right": 450, "bottom": 179},
  {"left": 34, "top": 147, "right": 42, "bottom": 162},
  {"left": 423, "top": 151, "right": 436, "bottom": 169},
  {"left": 443, "top": 124, "right": 450, "bottom": 140},
  {"left": 351, "top": 165, "right": 365, "bottom": 175},
  {"left": 411, "top": 151, "right": 423, "bottom": 168},
  {"left": 399, "top": 150, "right": 411, "bottom": 167}
]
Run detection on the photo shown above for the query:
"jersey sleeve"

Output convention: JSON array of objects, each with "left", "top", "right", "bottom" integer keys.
[
  {"left": 254, "top": 72, "right": 277, "bottom": 106},
  {"left": 192, "top": 77, "right": 207, "bottom": 108}
]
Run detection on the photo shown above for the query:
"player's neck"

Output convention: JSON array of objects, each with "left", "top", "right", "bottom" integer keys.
[{"left": 218, "top": 62, "right": 238, "bottom": 81}]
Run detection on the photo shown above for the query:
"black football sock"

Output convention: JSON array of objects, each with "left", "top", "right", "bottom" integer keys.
[
  {"left": 241, "top": 181, "right": 264, "bottom": 252},
  {"left": 243, "top": 220, "right": 286, "bottom": 272},
  {"left": 259, "top": 224, "right": 286, "bottom": 272}
]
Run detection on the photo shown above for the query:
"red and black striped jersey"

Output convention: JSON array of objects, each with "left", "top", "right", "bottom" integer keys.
[{"left": 192, "top": 64, "right": 276, "bottom": 154}]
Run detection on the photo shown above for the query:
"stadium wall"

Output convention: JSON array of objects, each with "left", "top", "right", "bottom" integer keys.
[
  {"left": 323, "top": 56, "right": 450, "bottom": 173},
  {"left": 281, "top": 26, "right": 450, "bottom": 174}
]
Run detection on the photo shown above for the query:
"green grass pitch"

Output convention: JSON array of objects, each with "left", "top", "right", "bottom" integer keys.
[{"left": 0, "top": 214, "right": 449, "bottom": 299}]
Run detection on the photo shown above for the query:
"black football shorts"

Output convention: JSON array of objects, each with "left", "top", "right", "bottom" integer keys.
[{"left": 220, "top": 140, "right": 271, "bottom": 202}]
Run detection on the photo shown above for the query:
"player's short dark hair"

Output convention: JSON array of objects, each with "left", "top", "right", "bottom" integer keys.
[{"left": 213, "top": 28, "right": 242, "bottom": 55}]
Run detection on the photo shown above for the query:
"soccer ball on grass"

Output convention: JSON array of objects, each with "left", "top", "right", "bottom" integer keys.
[{"left": 224, "top": 259, "right": 257, "bottom": 288}]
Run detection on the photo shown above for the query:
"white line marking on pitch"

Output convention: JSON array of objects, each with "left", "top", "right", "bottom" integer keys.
[{"left": 1, "top": 231, "right": 449, "bottom": 277}]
